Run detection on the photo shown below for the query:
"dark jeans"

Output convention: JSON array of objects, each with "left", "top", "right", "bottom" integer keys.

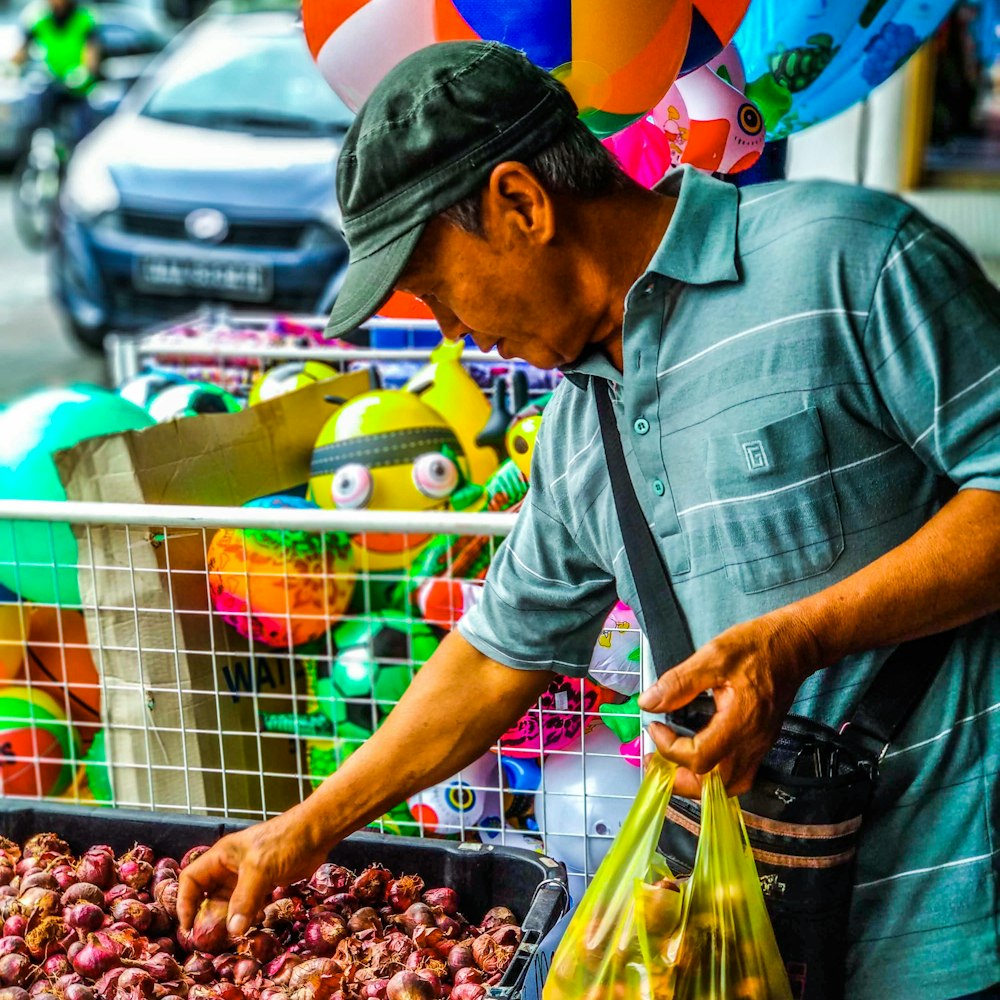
[{"left": 37, "top": 82, "right": 93, "bottom": 146}]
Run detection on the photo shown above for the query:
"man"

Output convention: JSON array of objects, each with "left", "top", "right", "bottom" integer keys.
[
  {"left": 13, "top": 0, "right": 100, "bottom": 141},
  {"left": 179, "top": 41, "right": 1000, "bottom": 998}
]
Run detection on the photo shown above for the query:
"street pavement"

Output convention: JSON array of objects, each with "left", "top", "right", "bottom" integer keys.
[{"left": 0, "top": 174, "right": 106, "bottom": 404}]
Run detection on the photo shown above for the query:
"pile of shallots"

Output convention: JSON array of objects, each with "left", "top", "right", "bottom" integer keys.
[{"left": 0, "top": 832, "right": 524, "bottom": 1000}]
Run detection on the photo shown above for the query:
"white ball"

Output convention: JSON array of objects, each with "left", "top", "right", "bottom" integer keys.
[
  {"left": 534, "top": 725, "right": 641, "bottom": 876},
  {"left": 407, "top": 752, "right": 504, "bottom": 835}
]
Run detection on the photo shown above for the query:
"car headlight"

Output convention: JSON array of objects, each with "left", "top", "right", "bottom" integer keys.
[{"left": 61, "top": 155, "right": 120, "bottom": 222}]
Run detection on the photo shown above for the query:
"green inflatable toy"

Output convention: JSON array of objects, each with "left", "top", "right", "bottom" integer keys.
[{"left": 0, "top": 386, "right": 155, "bottom": 605}]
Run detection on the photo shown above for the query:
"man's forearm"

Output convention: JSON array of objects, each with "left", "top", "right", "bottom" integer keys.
[
  {"left": 792, "top": 487, "right": 1000, "bottom": 668},
  {"left": 295, "top": 630, "right": 552, "bottom": 848}
]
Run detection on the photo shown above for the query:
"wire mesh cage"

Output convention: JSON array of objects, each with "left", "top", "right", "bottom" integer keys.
[{"left": 0, "top": 499, "right": 649, "bottom": 897}]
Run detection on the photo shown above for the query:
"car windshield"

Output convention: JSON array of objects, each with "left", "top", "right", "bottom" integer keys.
[{"left": 140, "top": 25, "right": 353, "bottom": 136}]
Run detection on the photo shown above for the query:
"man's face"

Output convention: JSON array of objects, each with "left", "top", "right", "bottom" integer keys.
[
  {"left": 397, "top": 174, "right": 611, "bottom": 370},
  {"left": 49, "top": 0, "right": 70, "bottom": 16}
]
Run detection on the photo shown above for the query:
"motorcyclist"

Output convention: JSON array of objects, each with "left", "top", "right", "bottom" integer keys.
[{"left": 12, "top": 0, "right": 101, "bottom": 142}]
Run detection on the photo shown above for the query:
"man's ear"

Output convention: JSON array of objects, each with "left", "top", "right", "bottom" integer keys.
[{"left": 483, "top": 161, "right": 556, "bottom": 248}]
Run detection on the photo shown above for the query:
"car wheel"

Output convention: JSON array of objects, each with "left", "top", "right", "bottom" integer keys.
[{"left": 65, "top": 315, "right": 108, "bottom": 353}]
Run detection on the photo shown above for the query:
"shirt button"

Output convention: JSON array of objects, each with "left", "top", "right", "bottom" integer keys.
[
  {"left": 633, "top": 418, "right": 650, "bottom": 435},
  {"left": 652, "top": 479, "right": 666, "bottom": 497}
]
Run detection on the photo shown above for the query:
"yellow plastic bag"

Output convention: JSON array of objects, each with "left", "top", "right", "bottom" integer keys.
[{"left": 543, "top": 757, "right": 792, "bottom": 1000}]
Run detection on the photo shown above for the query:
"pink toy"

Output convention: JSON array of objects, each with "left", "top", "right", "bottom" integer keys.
[
  {"left": 497, "top": 675, "right": 614, "bottom": 759},
  {"left": 607, "top": 42, "right": 764, "bottom": 185}
]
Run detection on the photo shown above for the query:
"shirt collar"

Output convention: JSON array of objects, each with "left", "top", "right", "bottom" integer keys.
[
  {"left": 647, "top": 165, "right": 740, "bottom": 286},
  {"left": 562, "top": 167, "right": 740, "bottom": 387}
]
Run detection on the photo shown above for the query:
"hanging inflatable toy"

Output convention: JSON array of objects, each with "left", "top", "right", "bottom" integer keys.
[
  {"left": 606, "top": 42, "right": 764, "bottom": 184},
  {"left": 600, "top": 694, "right": 644, "bottom": 767},
  {"left": 207, "top": 495, "right": 356, "bottom": 649},
  {"left": 309, "top": 389, "right": 483, "bottom": 574},
  {"left": 0, "top": 685, "right": 80, "bottom": 798},
  {"left": 404, "top": 339, "right": 498, "bottom": 486},
  {"left": 0, "top": 386, "right": 155, "bottom": 605},
  {"left": 260, "top": 612, "right": 442, "bottom": 738},
  {"left": 117, "top": 370, "right": 190, "bottom": 409},
  {"left": 249, "top": 361, "right": 339, "bottom": 406},
  {"left": 504, "top": 393, "right": 551, "bottom": 480},
  {"left": 0, "top": 603, "right": 27, "bottom": 682},
  {"left": 735, "top": 0, "right": 956, "bottom": 139},
  {"left": 303, "top": 1, "right": 751, "bottom": 139},
  {"left": 26, "top": 607, "right": 102, "bottom": 753}
]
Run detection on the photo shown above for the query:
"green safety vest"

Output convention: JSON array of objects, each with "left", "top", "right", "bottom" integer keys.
[{"left": 28, "top": 5, "right": 97, "bottom": 90}]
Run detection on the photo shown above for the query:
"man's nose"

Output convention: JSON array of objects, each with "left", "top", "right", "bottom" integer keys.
[{"left": 426, "top": 302, "right": 470, "bottom": 342}]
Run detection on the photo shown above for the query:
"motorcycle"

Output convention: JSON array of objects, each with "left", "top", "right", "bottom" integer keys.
[{"left": 12, "top": 69, "right": 93, "bottom": 252}]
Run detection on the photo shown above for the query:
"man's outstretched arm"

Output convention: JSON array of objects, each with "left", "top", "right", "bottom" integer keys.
[{"left": 178, "top": 631, "right": 552, "bottom": 937}]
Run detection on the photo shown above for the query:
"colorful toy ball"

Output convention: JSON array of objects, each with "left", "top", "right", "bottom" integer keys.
[
  {"left": 498, "top": 675, "right": 613, "bottom": 759},
  {"left": 0, "top": 603, "right": 28, "bottom": 682},
  {"left": 25, "top": 607, "right": 102, "bottom": 752},
  {"left": 207, "top": 496, "right": 356, "bottom": 649},
  {"left": 0, "top": 685, "right": 79, "bottom": 798},
  {"left": 249, "top": 361, "right": 339, "bottom": 407},
  {"left": 146, "top": 381, "right": 242, "bottom": 422},
  {"left": 534, "top": 723, "right": 641, "bottom": 875},
  {"left": 0, "top": 386, "right": 156, "bottom": 606},
  {"left": 304, "top": 0, "right": 713, "bottom": 137},
  {"left": 117, "top": 370, "right": 189, "bottom": 409},
  {"left": 407, "top": 751, "right": 503, "bottom": 835}
]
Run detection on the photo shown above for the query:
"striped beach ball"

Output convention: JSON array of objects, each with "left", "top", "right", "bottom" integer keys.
[{"left": 303, "top": 1, "right": 750, "bottom": 138}]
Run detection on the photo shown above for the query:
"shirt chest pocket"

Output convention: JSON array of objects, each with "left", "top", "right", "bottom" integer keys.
[{"left": 706, "top": 407, "right": 844, "bottom": 594}]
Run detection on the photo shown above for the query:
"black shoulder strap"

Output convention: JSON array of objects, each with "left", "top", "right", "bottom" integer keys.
[
  {"left": 594, "top": 379, "right": 695, "bottom": 671},
  {"left": 594, "top": 377, "right": 953, "bottom": 757}
]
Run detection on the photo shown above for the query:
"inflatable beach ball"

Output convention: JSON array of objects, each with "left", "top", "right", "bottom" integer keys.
[
  {"left": 249, "top": 361, "right": 339, "bottom": 406},
  {"left": 0, "top": 386, "right": 155, "bottom": 606},
  {"left": 0, "top": 686, "right": 79, "bottom": 798},
  {"left": 304, "top": 1, "right": 750, "bottom": 138},
  {"left": 207, "top": 496, "right": 356, "bottom": 649},
  {"left": 146, "top": 381, "right": 242, "bottom": 422}
]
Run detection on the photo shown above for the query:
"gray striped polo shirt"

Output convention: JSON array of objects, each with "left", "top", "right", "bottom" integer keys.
[{"left": 458, "top": 167, "right": 1000, "bottom": 998}]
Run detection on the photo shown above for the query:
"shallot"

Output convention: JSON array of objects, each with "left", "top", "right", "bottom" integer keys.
[
  {"left": 385, "top": 971, "right": 434, "bottom": 1000},
  {"left": 190, "top": 898, "right": 230, "bottom": 955}
]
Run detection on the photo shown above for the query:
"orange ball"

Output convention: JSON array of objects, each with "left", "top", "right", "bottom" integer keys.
[
  {"left": 207, "top": 498, "right": 356, "bottom": 649},
  {"left": 25, "top": 608, "right": 101, "bottom": 752}
]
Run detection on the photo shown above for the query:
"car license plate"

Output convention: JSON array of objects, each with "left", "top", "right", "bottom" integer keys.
[{"left": 133, "top": 256, "right": 273, "bottom": 302}]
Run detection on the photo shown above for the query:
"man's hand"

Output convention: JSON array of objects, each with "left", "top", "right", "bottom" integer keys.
[
  {"left": 178, "top": 803, "right": 329, "bottom": 938},
  {"left": 638, "top": 609, "right": 823, "bottom": 797}
]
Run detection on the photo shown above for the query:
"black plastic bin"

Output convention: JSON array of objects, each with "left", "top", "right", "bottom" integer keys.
[{"left": 0, "top": 801, "right": 569, "bottom": 999}]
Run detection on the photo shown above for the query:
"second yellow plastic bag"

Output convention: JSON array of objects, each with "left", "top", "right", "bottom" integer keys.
[{"left": 543, "top": 757, "right": 792, "bottom": 1000}]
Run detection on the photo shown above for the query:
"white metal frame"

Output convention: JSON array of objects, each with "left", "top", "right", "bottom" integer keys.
[{"left": 0, "top": 499, "right": 645, "bottom": 891}]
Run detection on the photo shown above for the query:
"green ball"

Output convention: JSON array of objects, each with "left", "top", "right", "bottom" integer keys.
[
  {"left": 319, "top": 612, "right": 440, "bottom": 723},
  {"left": 0, "top": 686, "right": 80, "bottom": 797},
  {"left": 0, "top": 386, "right": 155, "bottom": 605},
  {"left": 146, "top": 382, "right": 242, "bottom": 422}
]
